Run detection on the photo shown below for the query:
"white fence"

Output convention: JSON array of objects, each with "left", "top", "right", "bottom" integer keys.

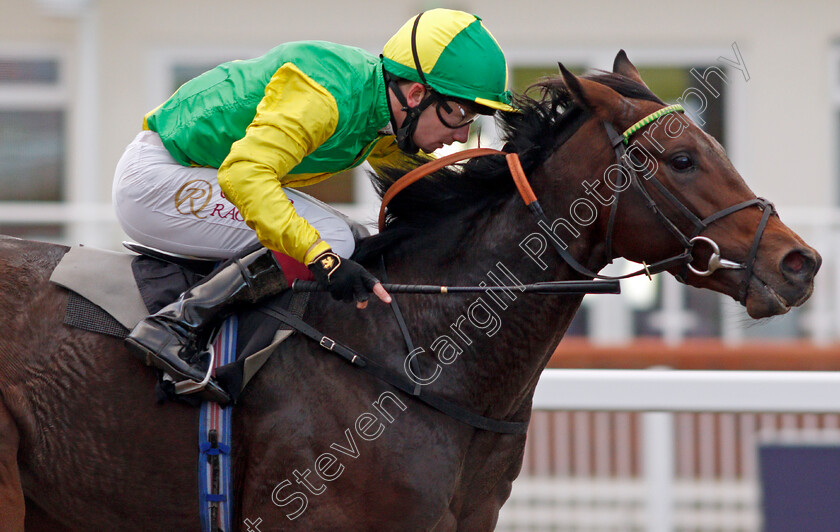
[
  {"left": 497, "top": 369, "right": 840, "bottom": 531},
  {"left": 5, "top": 202, "right": 837, "bottom": 345}
]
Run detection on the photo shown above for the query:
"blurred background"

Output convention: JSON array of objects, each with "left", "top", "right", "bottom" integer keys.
[{"left": 3, "top": 0, "right": 840, "bottom": 530}]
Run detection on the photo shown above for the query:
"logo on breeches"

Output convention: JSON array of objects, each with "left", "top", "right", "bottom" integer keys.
[{"left": 174, "top": 179, "right": 213, "bottom": 218}]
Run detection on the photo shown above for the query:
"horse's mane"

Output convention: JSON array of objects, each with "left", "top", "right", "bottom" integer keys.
[{"left": 353, "top": 70, "right": 665, "bottom": 263}]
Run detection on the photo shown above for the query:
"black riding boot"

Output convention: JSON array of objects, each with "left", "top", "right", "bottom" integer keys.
[{"left": 125, "top": 247, "right": 286, "bottom": 390}]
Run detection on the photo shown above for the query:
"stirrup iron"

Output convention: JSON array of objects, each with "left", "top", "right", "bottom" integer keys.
[{"left": 173, "top": 344, "right": 215, "bottom": 395}]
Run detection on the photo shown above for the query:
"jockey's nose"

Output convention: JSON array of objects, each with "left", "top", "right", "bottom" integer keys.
[{"left": 453, "top": 125, "right": 470, "bottom": 144}]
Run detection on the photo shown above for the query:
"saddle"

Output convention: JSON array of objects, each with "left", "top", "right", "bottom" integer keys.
[
  {"left": 49, "top": 244, "right": 302, "bottom": 404},
  {"left": 50, "top": 204, "right": 372, "bottom": 405}
]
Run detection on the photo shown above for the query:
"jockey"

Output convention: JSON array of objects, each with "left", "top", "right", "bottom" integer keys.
[{"left": 113, "top": 8, "right": 514, "bottom": 398}]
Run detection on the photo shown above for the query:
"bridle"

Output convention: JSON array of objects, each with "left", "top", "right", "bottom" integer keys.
[
  {"left": 379, "top": 103, "right": 777, "bottom": 306},
  {"left": 597, "top": 104, "right": 776, "bottom": 305}
]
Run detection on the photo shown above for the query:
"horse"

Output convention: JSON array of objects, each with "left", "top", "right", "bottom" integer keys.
[{"left": 0, "top": 52, "right": 819, "bottom": 531}]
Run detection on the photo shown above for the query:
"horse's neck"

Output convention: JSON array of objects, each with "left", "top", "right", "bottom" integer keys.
[{"left": 385, "top": 194, "right": 606, "bottom": 419}]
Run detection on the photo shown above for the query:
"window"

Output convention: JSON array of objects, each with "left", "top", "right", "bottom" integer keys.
[
  {"left": 0, "top": 59, "right": 59, "bottom": 84},
  {"left": 0, "top": 110, "right": 64, "bottom": 201},
  {"left": 0, "top": 55, "right": 66, "bottom": 240}
]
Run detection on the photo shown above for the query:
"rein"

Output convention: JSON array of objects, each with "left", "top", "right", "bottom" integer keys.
[
  {"left": 378, "top": 104, "right": 776, "bottom": 304},
  {"left": 377, "top": 134, "right": 686, "bottom": 281},
  {"left": 377, "top": 148, "right": 508, "bottom": 230}
]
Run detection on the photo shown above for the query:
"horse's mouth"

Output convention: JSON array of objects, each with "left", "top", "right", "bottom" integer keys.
[{"left": 744, "top": 273, "right": 792, "bottom": 319}]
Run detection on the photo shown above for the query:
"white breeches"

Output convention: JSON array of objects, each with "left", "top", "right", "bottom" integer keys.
[{"left": 112, "top": 131, "right": 355, "bottom": 260}]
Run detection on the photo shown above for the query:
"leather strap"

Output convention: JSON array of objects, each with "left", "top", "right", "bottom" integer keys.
[
  {"left": 737, "top": 198, "right": 775, "bottom": 305},
  {"left": 259, "top": 304, "right": 528, "bottom": 435},
  {"left": 380, "top": 255, "right": 421, "bottom": 396},
  {"left": 263, "top": 306, "right": 368, "bottom": 368},
  {"left": 506, "top": 153, "right": 537, "bottom": 205},
  {"left": 378, "top": 148, "right": 505, "bottom": 230}
]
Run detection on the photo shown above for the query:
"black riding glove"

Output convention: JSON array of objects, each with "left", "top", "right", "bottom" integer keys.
[{"left": 307, "top": 250, "right": 379, "bottom": 304}]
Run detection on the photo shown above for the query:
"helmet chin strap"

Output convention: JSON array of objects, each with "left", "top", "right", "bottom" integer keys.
[{"left": 384, "top": 70, "right": 436, "bottom": 154}]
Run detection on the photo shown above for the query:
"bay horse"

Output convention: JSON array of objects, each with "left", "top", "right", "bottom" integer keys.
[{"left": 0, "top": 52, "right": 819, "bottom": 531}]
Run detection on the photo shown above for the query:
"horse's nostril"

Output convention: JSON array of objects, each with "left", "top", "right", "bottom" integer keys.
[
  {"left": 781, "top": 249, "right": 819, "bottom": 281},
  {"left": 784, "top": 252, "right": 805, "bottom": 273}
]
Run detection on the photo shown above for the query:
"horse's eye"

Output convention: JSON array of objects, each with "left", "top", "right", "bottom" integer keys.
[{"left": 670, "top": 154, "right": 694, "bottom": 172}]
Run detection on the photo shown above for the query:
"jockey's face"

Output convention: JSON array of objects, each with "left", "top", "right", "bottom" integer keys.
[
  {"left": 399, "top": 83, "right": 473, "bottom": 153},
  {"left": 413, "top": 104, "right": 471, "bottom": 153}
]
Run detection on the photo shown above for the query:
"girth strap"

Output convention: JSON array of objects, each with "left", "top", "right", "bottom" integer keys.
[{"left": 260, "top": 305, "right": 528, "bottom": 435}]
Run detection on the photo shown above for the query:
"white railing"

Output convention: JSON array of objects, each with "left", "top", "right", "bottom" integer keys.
[
  {"left": 497, "top": 369, "right": 840, "bottom": 532},
  {"left": 532, "top": 369, "right": 840, "bottom": 413}
]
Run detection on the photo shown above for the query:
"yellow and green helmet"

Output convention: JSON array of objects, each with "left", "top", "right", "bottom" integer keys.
[{"left": 382, "top": 9, "right": 515, "bottom": 113}]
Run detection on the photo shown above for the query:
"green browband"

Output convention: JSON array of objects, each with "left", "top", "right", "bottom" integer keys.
[{"left": 621, "top": 104, "right": 685, "bottom": 145}]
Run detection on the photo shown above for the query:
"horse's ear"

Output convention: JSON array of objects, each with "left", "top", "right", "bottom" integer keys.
[
  {"left": 559, "top": 62, "right": 628, "bottom": 123},
  {"left": 612, "top": 50, "right": 649, "bottom": 88}
]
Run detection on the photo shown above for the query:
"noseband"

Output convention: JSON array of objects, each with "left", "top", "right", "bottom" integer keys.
[{"left": 378, "top": 104, "right": 776, "bottom": 306}]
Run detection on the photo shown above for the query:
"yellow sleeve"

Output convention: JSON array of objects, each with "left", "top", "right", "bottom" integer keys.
[{"left": 218, "top": 63, "right": 337, "bottom": 264}]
